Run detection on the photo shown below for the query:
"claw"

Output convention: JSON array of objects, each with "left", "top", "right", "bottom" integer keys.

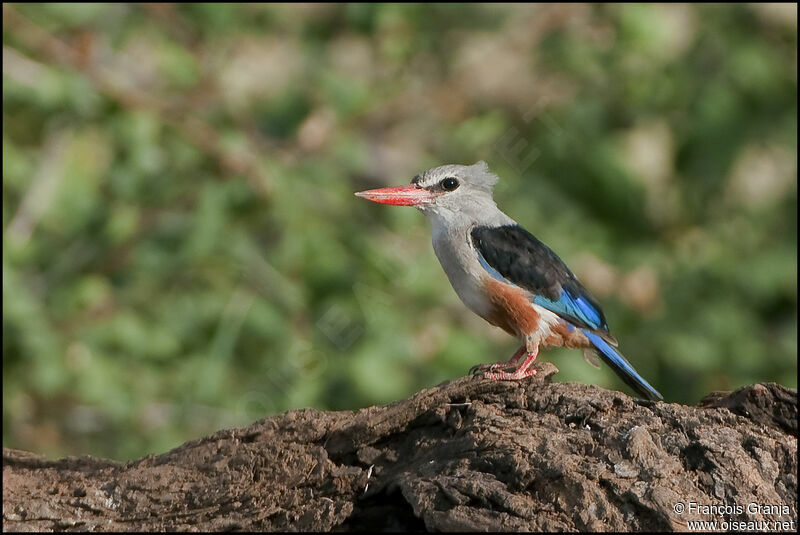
[
  {"left": 469, "top": 363, "right": 486, "bottom": 375},
  {"left": 469, "top": 345, "right": 526, "bottom": 377},
  {"left": 470, "top": 362, "right": 517, "bottom": 376}
]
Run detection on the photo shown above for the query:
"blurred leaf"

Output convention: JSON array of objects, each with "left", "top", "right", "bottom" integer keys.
[{"left": 2, "top": 3, "right": 795, "bottom": 461}]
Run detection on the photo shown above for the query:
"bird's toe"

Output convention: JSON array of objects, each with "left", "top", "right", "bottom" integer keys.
[{"left": 484, "top": 367, "right": 538, "bottom": 381}]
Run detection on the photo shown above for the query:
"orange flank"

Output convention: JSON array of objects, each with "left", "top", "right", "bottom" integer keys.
[
  {"left": 482, "top": 277, "right": 540, "bottom": 337},
  {"left": 482, "top": 277, "right": 588, "bottom": 349}
]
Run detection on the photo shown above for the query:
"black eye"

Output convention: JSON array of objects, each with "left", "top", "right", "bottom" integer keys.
[{"left": 441, "top": 177, "right": 460, "bottom": 191}]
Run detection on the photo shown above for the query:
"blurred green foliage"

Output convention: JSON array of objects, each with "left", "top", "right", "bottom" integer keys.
[{"left": 3, "top": 3, "right": 796, "bottom": 460}]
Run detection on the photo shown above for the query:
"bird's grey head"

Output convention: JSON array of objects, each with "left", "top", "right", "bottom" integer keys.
[
  {"left": 355, "top": 161, "right": 511, "bottom": 230},
  {"left": 410, "top": 161, "right": 500, "bottom": 221}
]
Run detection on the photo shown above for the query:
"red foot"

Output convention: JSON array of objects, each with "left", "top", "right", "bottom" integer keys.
[
  {"left": 469, "top": 346, "right": 525, "bottom": 375},
  {"left": 483, "top": 350, "right": 539, "bottom": 381},
  {"left": 484, "top": 367, "right": 538, "bottom": 380}
]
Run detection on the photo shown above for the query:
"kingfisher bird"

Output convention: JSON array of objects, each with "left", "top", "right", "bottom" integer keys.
[{"left": 355, "top": 161, "right": 662, "bottom": 401}]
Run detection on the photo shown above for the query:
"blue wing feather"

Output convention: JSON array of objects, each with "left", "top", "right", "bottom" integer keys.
[
  {"left": 472, "top": 225, "right": 611, "bottom": 334},
  {"left": 533, "top": 290, "right": 606, "bottom": 331},
  {"left": 477, "top": 245, "right": 608, "bottom": 331}
]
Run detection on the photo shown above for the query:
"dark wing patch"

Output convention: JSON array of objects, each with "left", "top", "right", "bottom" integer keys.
[{"left": 471, "top": 225, "right": 611, "bottom": 334}]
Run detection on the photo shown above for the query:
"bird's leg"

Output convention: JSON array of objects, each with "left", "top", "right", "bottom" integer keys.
[
  {"left": 488, "top": 345, "right": 526, "bottom": 372},
  {"left": 484, "top": 341, "right": 539, "bottom": 381},
  {"left": 469, "top": 345, "right": 525, "bottom": 375}
]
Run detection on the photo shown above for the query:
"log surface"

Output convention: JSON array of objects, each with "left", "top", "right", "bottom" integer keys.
[{"left": 3, "top": 364, "right": 797, "bottom": 531}]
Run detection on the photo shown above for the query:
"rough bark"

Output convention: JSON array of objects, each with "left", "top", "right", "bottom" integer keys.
[{"left": 3, "top": 364, "right": 797, "bottom": 532}]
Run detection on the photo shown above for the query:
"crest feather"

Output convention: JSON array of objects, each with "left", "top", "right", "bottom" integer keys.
[{"left": 469, "top": 161, "right": 499, "bottom": 191}]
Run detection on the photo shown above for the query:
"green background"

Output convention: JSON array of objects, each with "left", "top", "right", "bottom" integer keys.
[{"left": 3, "top": 3, "right": 796, "bottom": 461}]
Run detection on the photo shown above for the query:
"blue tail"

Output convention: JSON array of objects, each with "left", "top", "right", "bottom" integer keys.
[{"left": 581, "top": 330, "right": 663, "bottom": 401}]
